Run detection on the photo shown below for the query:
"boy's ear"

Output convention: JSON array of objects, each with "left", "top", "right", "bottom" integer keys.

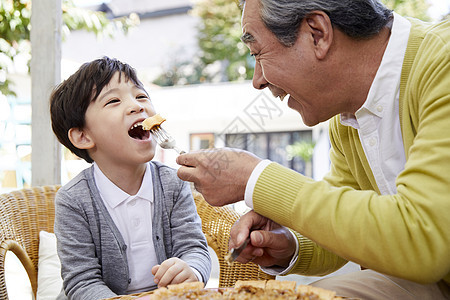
[
  {"left": 68, "top": 127, "right": 94, "bottom": 150},
  {"left": 305, "top": 11, "right": 333, "bottom": 60}
]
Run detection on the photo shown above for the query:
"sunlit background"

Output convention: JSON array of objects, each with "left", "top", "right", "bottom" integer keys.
[
  {"left": 1, "top": 0, "right": 448, "bottom": 193},
  {"left": 0, "top": 0, "right": 449, "bottom": 298}
]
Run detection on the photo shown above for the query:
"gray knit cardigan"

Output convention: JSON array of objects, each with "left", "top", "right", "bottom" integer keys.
[{"left": 55, "top": 161, "right": 211, "bottom": 300}]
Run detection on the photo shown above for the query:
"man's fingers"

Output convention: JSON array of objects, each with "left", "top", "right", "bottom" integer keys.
[
  {"left": 250, "top": 227, "right": 289, "bottom": 249},
  {"left": 250, "top": 231, "right": 265, "bottom": 247},
  {"left": 177, "top": 165, "right": 198, "bottom": 183},
  {"left": 229, "top": 210, "right": 272, "bottom": 248},
  {"left": 229, "top": 219, "right": 253, "bottom": 248},
  {"left": 176, "top": 153, "right": 195, "bottom": 167}
]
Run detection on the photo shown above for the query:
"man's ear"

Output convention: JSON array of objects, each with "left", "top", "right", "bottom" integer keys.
[
  {"left": 305, "top": 11, "right": 333, "bottom": 60},
  {"left": 68, "top": 127, "right": 94, "bottom": 150}
]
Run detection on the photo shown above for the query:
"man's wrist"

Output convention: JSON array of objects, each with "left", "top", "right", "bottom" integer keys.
[
  {"left": 244, "top": 160, "right": 272, "bottom": 209},
  {"left": 259, "top": 228, "right": 299, "bottom": 276}
]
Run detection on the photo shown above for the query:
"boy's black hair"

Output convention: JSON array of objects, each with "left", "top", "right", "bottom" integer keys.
[{"left": 50, "top": 56, "right": 145, "bottom": 163}]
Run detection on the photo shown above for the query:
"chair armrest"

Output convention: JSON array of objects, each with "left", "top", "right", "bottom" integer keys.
[{"left": 0, "top": 240, "right": 37, "bottom": 300}]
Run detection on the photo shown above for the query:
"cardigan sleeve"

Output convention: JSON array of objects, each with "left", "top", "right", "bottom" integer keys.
[
  {"left": 169, "top": 180, "right": 212, "bottom": 283},
  {"left": 252, "top": 20, "right": 450, "bottom": 284},
  {"left": 55, "top": 186, "right": 118, "bottom": 300}
]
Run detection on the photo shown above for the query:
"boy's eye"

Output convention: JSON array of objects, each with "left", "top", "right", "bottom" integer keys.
[
  {"left": 105, "top": 99, "right": 120, "bottom": 106},
  {"left": 137, "top": 95, "right": 149, "bottom": 100}
]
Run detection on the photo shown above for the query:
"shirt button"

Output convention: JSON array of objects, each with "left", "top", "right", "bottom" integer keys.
[
  {"left": 133, "top": 218, "right": 140, "bottom": 227},
  {"left": 369, "top": 137, "right": 376, "bottom": 147},
  {"left": 377, "top": 105, "right": 383, "bottom": 112},
  {"left": 129, "top": 199, "right": 137, "bottom": 206}
]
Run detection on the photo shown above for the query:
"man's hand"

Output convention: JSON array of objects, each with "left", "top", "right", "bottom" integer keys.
[
  {"left": 151, "top": 257, "right": 197, "bottom": 288},
  {"left": 229, "top": 210, "right": 296, "bottom": 268},
  {"left": 176, "top": 148, "right": 262, "bottom": 206}
]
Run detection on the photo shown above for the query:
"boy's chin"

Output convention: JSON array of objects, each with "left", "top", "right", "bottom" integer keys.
[{"left": 147, "top": 148, "right": 157, "bottom": 160}]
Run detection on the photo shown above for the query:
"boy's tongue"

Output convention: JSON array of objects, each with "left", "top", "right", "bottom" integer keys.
[{"left": 129, "top": 125, "right": 150, "bottom": 140}]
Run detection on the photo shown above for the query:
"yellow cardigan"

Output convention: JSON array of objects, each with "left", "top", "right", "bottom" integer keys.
[{"left": 252, "top": 18, "right": 450, "bottom": 285}]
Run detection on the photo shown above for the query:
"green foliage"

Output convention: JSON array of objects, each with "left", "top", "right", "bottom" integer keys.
[
  {"left": 153, "top": 0, "right": 253, "bottom": 86},
  {"left": 153, "top": 0, "right": 433, "bottom": 86},
  {"left": 0, "top": 0, "right": 31, "bottom": 96},
  {"left": 152, "top": 57, "right": 207, "bottom": 87},
  {"left": 286, "top": 141, "right": 316, "bottom": 162},
  {"left": 61, "top": 1, "right": 139, "bottom": 39},
  {"left": 193, "top": 0, "right": 253, "bottom": 81},
  {"left": 382, "top": 0, "right": 431, "bottom": 21},
  {"left": 0, "top": 0, "right": 137, "bottom": 96}
]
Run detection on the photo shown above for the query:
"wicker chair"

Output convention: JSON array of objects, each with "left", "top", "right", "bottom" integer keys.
[
  {"left": 0, "top": 186, "right": 274, "bottom": 299},
  {"left": 0, "top": 185, "right": 59, "bottom": 299},
  {"left": 193, "top": 192, "right": 274, "bottom": 288}
]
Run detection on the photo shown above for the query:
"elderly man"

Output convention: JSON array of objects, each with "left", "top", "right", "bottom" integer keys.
[{"left": 177, "top": 0, "right": 450, "bottom": 298}]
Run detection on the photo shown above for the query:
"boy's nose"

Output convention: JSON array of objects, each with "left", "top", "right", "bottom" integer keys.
[
  {"left": 128, "top": 101, "right": 145, "bottom": 114},
  {"left": 130, "top": 107, "right": 144, "bottom": 113}
]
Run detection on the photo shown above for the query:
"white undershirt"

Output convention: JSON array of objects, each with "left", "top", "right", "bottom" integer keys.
[
  {"left": 340, "top": 12, "right": 410, "bottom": 195},
  {"left": 94, "top": 163, "right": 158, "bottom": 293},
  {"left": 94, "top": 163, "right": 201, "bottom": 292},
  {"left": 244, "top": 13, "right": 411, "bottom": 275}
]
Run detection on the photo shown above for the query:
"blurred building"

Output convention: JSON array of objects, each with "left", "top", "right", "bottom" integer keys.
[
  {"left": 0, "top": 0, "right": 330, "bottom": 192},
  {"left": 62, "top": 0, "right": 200, "bottom": 82}
]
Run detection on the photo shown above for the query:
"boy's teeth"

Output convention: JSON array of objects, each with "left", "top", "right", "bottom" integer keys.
[{"left": 131, "top": 122, "right": 143, "bottom": 130}]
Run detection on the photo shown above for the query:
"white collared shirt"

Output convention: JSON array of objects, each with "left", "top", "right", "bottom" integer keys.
[
  {"left": 94, "top": 163, "right": 158, "bottom": 293},
  {"left": 244, "top": 13, "right": 411, "bottom": 274},
  {"left": 340, "top": 12, "right": 410, "bottom": 195}
]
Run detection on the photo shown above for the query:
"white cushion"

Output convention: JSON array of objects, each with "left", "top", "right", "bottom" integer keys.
[
  {"left": 37, "top": 231, "right": 63, "bottom": 300},
  {"left": 4, "top": 251, "right": 32, "bottom": 299}
]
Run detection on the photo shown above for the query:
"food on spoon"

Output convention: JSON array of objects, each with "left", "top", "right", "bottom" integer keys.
[{"left": 142, "top": 114, "right": 166, "bottom": 130}]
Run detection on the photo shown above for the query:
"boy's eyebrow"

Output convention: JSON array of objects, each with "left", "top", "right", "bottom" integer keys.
[
  {"left": 241, "top": 32, "right": 256, "bottom": 44},
  {"left": 98, "top": 87, "right": 119, "bottom": 101},
  {"left": 133, "top": 86, "right": 149, "bottom": 97},
  {"left": 96, "top": 85, "right": 149, "bottom": 101}
]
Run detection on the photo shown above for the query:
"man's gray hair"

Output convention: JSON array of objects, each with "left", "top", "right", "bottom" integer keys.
[{"left": 242, "top": 0, "right": 392, "bottom": 47}]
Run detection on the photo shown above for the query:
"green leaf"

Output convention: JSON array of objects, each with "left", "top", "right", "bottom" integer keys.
[{"left": 0, "top": 0, "right": 138, "bottom": 97}]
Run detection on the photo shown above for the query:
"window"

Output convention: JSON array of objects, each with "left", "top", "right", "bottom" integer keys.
[
  {"left": 190, "top": 133, "right": 215, "bottom": 150},
  {"left": 225, "top": 130, "right": 313, "bottom": 176}
]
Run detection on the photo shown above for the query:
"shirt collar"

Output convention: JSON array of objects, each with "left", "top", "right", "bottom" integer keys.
[
  {"left": 94, "top": 163, "right": 154, "bottom": 208},
  {"left": 340, "top": 13, "right": 411, "bottom": 129}
]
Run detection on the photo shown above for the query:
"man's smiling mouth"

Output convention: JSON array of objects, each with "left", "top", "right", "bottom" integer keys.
[{"left": 128, "top": 122, "right": 151, "bottom": 140}]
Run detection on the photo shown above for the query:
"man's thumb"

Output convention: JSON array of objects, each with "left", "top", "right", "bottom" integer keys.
[{"left": 251, "top": 230, "right": 274, "bottom": 247}]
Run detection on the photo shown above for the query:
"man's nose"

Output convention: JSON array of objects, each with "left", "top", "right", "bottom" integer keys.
[{"left": 252, "top": 62, "right": 268, "bottom": 90}]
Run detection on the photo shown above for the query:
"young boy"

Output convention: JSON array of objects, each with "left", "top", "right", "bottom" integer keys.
[{"left": 50, "top": 57, "right": 211, "bottom": 299}]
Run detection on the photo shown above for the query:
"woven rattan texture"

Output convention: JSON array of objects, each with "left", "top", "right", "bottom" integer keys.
[
  {"left": 0, "top": 186, "right": 273, "bottom": 299},
  {"left": 193, "top": 192, "right": 274, "bottom": 288},
  {"left": 0, "top": 185, "right": 60, "bottom": 300}
]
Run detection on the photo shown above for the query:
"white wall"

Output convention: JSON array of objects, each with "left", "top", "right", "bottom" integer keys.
[
  {"left": 107, "top": 0, "right": 194, "bottom": 15},
  {"left": 148, "top": 81, "right": 331, "bottom": 178},
  {"left": 62, "top": 12, "right": 200, "bottom": 82}
]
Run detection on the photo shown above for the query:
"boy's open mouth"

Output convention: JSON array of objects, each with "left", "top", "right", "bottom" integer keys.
[{"left": 128, "top": 123, "right": 151, "bottom": 140}]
